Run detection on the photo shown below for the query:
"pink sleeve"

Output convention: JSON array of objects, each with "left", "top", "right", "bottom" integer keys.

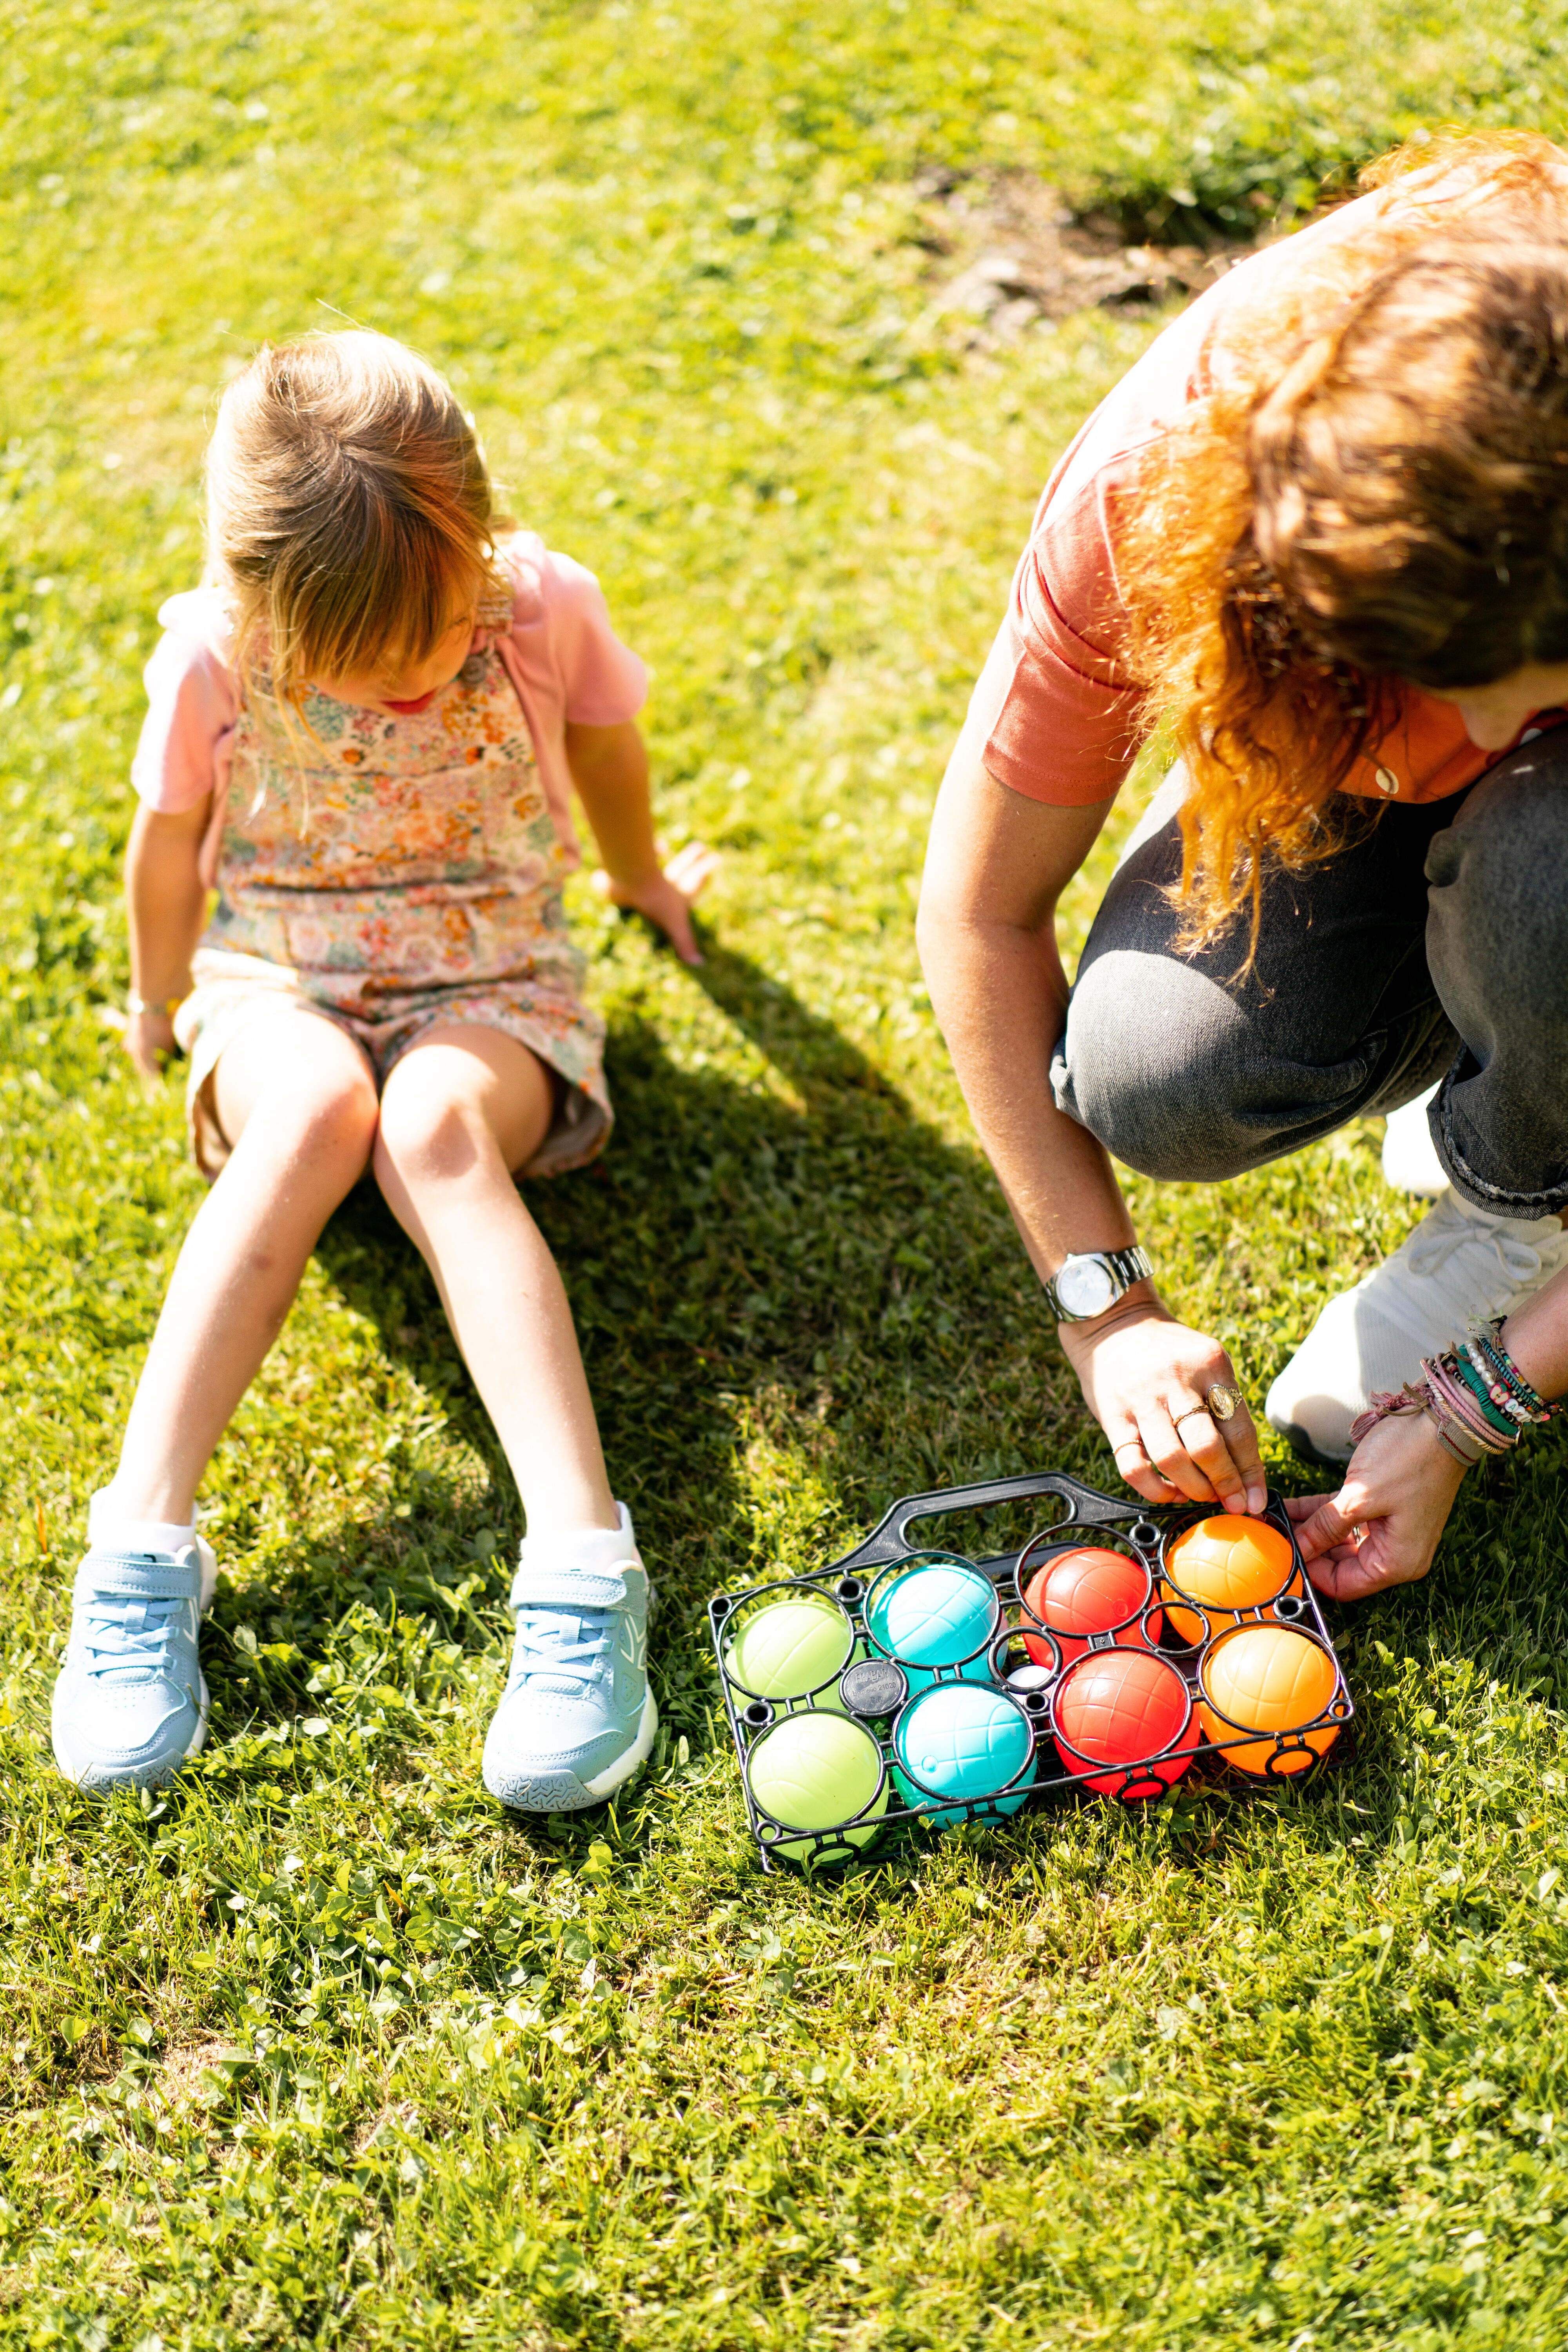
[
  {"left": 129, "top": 621, "right": 239, "bottom": 815},
  {"left": 494, "top": 537, "right": 648, "bottom": 867},
  {"left": 541, "top": 550, "right": 649, "bottom": 726}
]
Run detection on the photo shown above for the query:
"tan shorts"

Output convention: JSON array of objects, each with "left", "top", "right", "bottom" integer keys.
[{"left": 172, "top": 949, "right": 613, "bottom": 1184}]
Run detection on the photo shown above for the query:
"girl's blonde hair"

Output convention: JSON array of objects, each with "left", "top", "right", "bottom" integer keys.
[
  {"left": 205, "top": 329, "right": 510, "bottom": 705},
  {"left": 1118, "top": 132, "right": 1568, "bottom": 949}
]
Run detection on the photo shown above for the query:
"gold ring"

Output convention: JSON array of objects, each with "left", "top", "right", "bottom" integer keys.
[
  {"left": 1172, "top": 1404, "right": 1209, "bottom": 1430},
  {"left": 1206, "top": 1383, "right": 1244, "bottom": 1423}
]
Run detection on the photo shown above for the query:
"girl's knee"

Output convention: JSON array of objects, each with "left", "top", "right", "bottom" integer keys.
[
  {"left": 376, "top": 1033, "right": 552, "bottom": 1189},
  {"left": 374, "top": 1069, "right": 492, "bottom": 1189},
  {"left": 287, "top": 1065, "right": 380, "bottom": 1169}
]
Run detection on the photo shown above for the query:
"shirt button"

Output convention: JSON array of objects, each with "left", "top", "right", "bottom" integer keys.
[{"left": 1375, "top": 766, "right": 1399, "bottom": 796}]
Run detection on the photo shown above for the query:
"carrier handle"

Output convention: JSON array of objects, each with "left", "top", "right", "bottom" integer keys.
[{"left": 830, "top": 1469, "right": 1149, "bottom": 1577}]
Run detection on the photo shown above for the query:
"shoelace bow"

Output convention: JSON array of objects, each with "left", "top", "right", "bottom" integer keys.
[
  {"left": 81, "top": 1589, "right": 186, "bottom": 1682},
  {"left": 509, "top": 1604, "right": 612, "bottom": 1691},
  {"left": 1406, "top": 1212, "right": 1561, "bottom": 1295}
]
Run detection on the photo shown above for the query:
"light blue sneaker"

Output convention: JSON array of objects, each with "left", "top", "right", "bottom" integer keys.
[
  {"left": 51, "top": 1540, "right": 217, "bottom": 1790},
  {"left": 482, "top": 1504, "right": 657, "bottom": 1813}
]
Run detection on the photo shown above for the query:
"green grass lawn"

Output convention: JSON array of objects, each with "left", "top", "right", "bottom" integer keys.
[{"left": 5, "top": 2, "right": 1568, "bottom": 2344}]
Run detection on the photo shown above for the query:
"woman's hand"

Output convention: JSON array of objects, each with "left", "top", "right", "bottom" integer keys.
[
  {"left": 1286, "top": 1407, "right": 1469, "bottom": 1600},
  {"left": 125, "top": 1006, "right": 178, "bottom": 1090},
  {"left": 1058, "top": 1297, "right": 1268, "bottom": 1515},
  {"left": 593, "top": 840, "right": 719, "bottom": 966}
]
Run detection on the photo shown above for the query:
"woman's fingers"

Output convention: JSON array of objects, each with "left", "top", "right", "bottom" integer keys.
[
  {"left": 1167, "top": 1404, "right": 1263, "bottom": 1513},
  {"left": 1212, "top": 1395, "right": 1268, "bottom": 1514},
  {"left": 1107, "top": 1430, "right": 1184, "bottom": 1506},
  {"left": 1142, "top": 1405, "right": 1221, "bottom": 1505},
  {"left": 1301, "top": 1546, "right": 1383, "bottom": 1601},
  {"left": 1286, "top": 1488, "right": 1359, "bottom": 1563}
]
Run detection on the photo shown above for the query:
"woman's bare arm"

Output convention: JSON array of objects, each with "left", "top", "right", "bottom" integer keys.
[{"left": 917, "top": 753, "right": 1266, "bottom": 1514}]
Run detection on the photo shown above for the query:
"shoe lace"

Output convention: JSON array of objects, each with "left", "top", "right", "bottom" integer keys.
[
  {"left": 81, "top": 1588, "right": 185, "bottom": 1684},
  {"left": 509, "top": 1604, "right": 612, "bottom": 1695},
  {"left": 1406, "top": 1203, "right": 1562, "bottom": 1304}
]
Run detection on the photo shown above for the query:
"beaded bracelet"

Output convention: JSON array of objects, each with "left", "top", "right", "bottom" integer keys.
[
  {"left": 1453, "top": 1345, "right": 1525, "bottom": 1435},
  {"left": 1473, "top": 1320, "right": 1553, "bottom": 1422},
  {"left": 1347, "top": 1324, "right": 1555, "bottom": 1469}
]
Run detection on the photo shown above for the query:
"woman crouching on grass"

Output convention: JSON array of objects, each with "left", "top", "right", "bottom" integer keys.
[
  {"left": 917, "top": 133, "right": 1568, "bottom": 1599},
  {"left": 53, "top": 328, "right": 712, "bottom": 1803}
]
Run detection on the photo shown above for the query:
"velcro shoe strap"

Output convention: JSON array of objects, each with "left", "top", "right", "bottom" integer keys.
[
  {"left": 74, "top": 1552, "right": 201, "bottom": 1602},
  {"left": 507, "top": 1566, "right": 631, "bottom": 1613}
]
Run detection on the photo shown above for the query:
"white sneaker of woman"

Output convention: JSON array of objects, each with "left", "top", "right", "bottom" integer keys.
[{"left": 1266, "top": 1189, "right": 1568, "bottom": 1463}]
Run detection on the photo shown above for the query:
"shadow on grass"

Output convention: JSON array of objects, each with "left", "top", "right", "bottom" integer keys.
[
  {"left": 241, "top": 941, "right": 1568, "bottom": 1891},
  {"left": 311, "top": 943, "right": 1093, "bottom": 1618}
]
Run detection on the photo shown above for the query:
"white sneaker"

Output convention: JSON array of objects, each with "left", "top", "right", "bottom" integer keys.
[
  {"left": 1266, "top": 1189, "right": 1568, "bottom": 1463},
  {"left": 1381, "top": 1086, "right": 1448, "bottom": 1196}
]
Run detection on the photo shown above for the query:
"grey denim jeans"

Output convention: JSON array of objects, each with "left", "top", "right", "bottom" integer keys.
[{"left": 1051, "top": 729, "right": 1568, "bottom": 1217}]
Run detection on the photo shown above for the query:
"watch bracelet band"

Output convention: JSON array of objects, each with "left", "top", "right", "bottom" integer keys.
[
  {"left": 126, "top": 991, "right": 187, "bottom": 1020},
  {"left": 1044, "top": 1243, "right": 1153, "bottom": 1323}
]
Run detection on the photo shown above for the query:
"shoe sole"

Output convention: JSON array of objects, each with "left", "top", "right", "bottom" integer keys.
[
  {"left": 53, "top": 1668, "right": 210, "bottom": 1792},
  {"left": 1267, "top": 1416, "right": 1353, "bottom": 1473},
  {"left": 488, "top": 1687, "right": 659, "bottom": 1815}
]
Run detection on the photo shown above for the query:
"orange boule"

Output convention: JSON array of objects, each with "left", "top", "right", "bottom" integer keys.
[
  {"left": 1160, "top": 1514, "right": 1297, "bottom": 1643},
  {"left": 1198, "top": 1622, "right": 1341, "bottom": 1776}
]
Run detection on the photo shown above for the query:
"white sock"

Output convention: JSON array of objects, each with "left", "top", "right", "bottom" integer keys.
[
  {"left": 518, "top": 1502, "right": 636, "bottom": 1572},
  {"left": 88, "top": 1486, "right": 197, "bottom": 1559}
]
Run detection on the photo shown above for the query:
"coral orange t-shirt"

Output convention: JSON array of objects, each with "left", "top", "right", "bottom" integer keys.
[{"left": 951, "top": 186, "right": 1547, "bottom": 812}]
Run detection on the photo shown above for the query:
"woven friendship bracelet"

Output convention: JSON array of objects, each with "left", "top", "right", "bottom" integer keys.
[{"left": 1346, "top": 1331, "right": 1554, "bottom": 1472}]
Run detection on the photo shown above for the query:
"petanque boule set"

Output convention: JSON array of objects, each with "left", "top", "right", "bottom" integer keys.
[{"left": 708, "top": 1471, "right": 1354, "bottom": 1870}]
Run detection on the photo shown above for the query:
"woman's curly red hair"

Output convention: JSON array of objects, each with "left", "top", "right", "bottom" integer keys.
[{"left": 1118, "top": 132, "right": 1568, "bottom": 949}]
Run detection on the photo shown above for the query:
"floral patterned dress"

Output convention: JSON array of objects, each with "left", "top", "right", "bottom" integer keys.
[{"left": 174, "top": 642, "right": 610, "bottom": 1180}]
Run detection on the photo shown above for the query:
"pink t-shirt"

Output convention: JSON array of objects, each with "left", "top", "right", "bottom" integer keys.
[
  {"left": 951, "top": 183, "right": 1555, "bottom": 811},
  {"left": 131, "top": 532, "right": 648, "bottom": 882}
]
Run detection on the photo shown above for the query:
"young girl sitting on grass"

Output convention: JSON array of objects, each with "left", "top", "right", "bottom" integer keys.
[{"left": 53, "top": 328, "right": 711, "bottom": 1809}]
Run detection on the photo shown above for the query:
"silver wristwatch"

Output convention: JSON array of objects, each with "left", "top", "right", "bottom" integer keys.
[{"left": 1044, "top": 1245, "right": 1152, "bottom": 1323}]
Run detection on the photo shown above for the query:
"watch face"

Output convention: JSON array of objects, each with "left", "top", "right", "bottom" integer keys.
[{"left": 1055, "top": 1255, "right": 1116, "bottom": 1317}]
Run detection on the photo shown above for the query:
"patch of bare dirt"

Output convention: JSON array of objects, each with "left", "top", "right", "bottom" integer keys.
[
  {"left": 911, "top": 166, "right": 1259, "bottom": 345},
  {"left": 156, "top": 2035, "right": 240, "bottom": 2112}
]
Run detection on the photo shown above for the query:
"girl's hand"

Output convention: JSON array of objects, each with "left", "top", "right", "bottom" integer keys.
[
  {"left": 1286, "top": 1407, "right": 1469, "bottom": 1600},
  {"left": 125, "top": 1006, "right": 177, "bottom": 1089},
  {"left": 1058, "top": 1298, "right": 1268, "bottom": 1515},
  {"left": 593, "top": 840, "right": 719, "bottom": 966}
]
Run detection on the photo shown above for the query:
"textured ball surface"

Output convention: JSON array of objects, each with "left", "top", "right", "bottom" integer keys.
[
  {"left": 1022, "top": 1545, "right": 1160, "bottom": 1666},
  {"left": 747, "top": 1714, "right": 888, "bottom": 1858},
  {"left": 1198, "top": 1623, "right": 1341, "bottom": 1776},
  {"left": 892, "top": 1683, "right": 1036, "bottom": 1828},
  {"left": 726, "top": 1592, "right": 854, "bottom": 1699},
  {"left": 1161, "top": 1514, "right": 1296, "bottom": 1642},
  {"left": 1053, "top": 1649, "right": 1194, "bottom": 1800},
  {"left": 866, "top": 1559, "right": 997, "bottom": 1689}
]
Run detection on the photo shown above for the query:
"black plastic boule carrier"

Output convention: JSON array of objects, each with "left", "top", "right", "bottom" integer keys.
[{"left": 708, "top": 1470, "right": 1354, "bottom": 1871}]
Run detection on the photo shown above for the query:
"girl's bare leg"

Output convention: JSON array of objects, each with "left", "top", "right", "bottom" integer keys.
[
  {"left": 372, "top": 1026, "right": 617, "bottom": 1537},
  {"left": 107, "top": 1009, "right": 380, "bottom": 1524}
]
